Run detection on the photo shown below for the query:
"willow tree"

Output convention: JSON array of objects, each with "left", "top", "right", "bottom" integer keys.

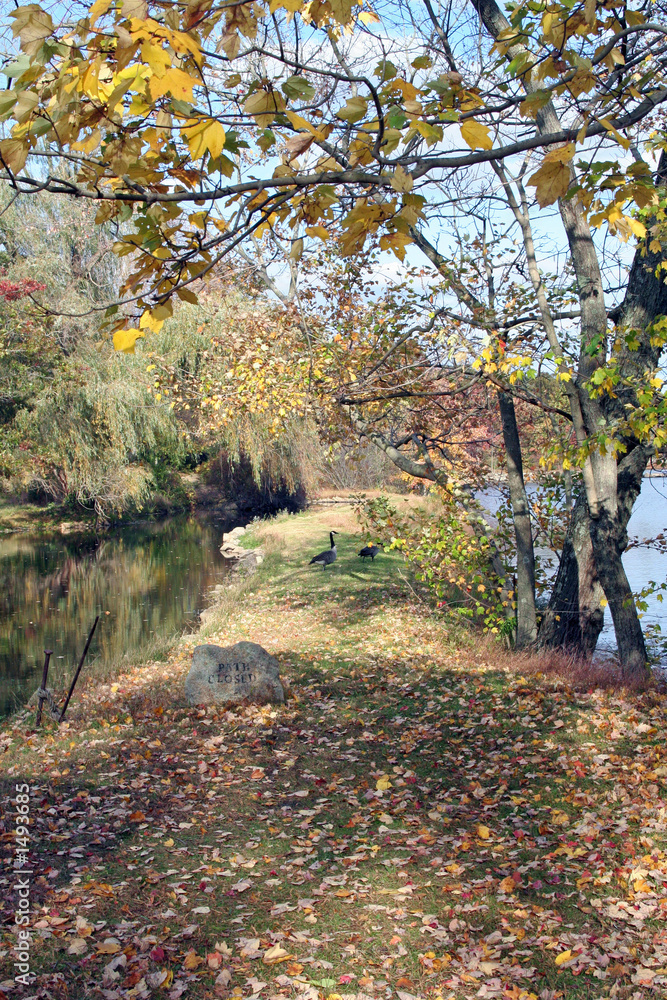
[{"left": 2, "top": 0, "right": 667, "bottom": 672}]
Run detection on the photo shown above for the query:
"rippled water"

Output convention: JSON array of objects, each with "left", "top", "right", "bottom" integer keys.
[{"left": 0, "top": 514, "right": 238, "bottom": 717}]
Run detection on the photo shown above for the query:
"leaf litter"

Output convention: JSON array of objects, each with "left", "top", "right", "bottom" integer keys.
[{"left": 1, "top": 519, "right": 666, "bottom": 1000}]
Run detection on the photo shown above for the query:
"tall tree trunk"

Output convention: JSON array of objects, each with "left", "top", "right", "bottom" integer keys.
[
  {"left": 538, "top": 491, "right": 604, "bottom": 654},
  {"left": 539, "top": 156, "right": 667, "bottom": 659},
  {"left": 497, "top": 391, "right": 537, "bottom": 647}
]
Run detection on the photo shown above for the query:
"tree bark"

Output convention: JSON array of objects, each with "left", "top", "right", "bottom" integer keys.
[
  {"left": 497, "top": 391, "right": 537, "bottom": 647},
  {"left": 538, "top": 491, "right": 604, "bottom": 654}
]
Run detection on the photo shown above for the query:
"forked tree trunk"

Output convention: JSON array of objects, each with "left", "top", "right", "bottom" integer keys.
[
  {"left": 471, "top": 0, "right": 650, "bottom": 676},
  {"left": 538, "top": 155, "right": 667, "bottom": 660},
  {"left": 497, "top": 391, "right": 537, "bottom": 647}
]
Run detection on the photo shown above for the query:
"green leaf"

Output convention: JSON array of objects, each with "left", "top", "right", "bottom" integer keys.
[
  {"left": 281, "top": 75, "right": 315, "bottom": 101},
  {"left": 411, "top": 54, "right": 433, "bottom": 70},
  {"left": 336, "top": 96, "right": 368, "bottom": 123},
  {"left": 374, "top": 59, "right": 397, "bottom": 82},
  {"left": 2, "top": 56, "right": 31, "bottom": 79}
]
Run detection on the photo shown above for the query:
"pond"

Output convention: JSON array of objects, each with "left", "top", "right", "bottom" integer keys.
[{"left": 0, "top": 514, "right": 239, "bottom": 717}]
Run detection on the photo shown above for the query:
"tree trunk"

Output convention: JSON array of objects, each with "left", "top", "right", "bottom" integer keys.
[
  {"left": 538, "top": 491, "right": 604, "bottom": 654},
  {"left": 497, "top": 391, "right": 537, "bottom": 647},
  {"left": 538, "top": 153, "right": 667, "bottom": 660}
]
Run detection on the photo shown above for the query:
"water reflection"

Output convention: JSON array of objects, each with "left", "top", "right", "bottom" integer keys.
[{"left": 0, "top": 515, "right": 236, "bottom": 716}]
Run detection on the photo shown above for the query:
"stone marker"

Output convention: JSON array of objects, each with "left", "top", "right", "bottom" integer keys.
[{"left": 185, "top": 641, "right": 284, "bottom": 706}]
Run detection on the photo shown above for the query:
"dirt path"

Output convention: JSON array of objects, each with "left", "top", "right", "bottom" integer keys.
[{"left": 1, "top": 507, "right": 667, "bottom": 1000}]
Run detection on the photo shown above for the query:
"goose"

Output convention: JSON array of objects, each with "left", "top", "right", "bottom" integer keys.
[
  {"left": 309, "top": 531, "right": 338, "bottom": 570},
  {"left": 358, "top": 543, "right": 381, "bottom": 561}
]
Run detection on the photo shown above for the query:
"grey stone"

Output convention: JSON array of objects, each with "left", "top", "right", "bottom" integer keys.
[{"left": 185, "top": 642, "right": 284, "bottom": 706}]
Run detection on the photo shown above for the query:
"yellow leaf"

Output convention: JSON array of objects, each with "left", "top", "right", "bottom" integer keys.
[
  {"left": 186, "top": 120, "right": 226, "bottom": 159},
  {"left": 139, "top": 310, "right": 164, "bottom": 333},
  {"left": 141, "top": 41, "right": 171, "bottom": 76},
  {"left": 555, "top": 949, "right": 572, "bottom": 967},
  {"left": 243, "top": 89, "right": 286, "bottom": 125},
  {"left": 477, "top": 824, "right": 491, "bottom": 840},
  {"left": 164, "top": 838, "right": 174, "bottom": 847},
  {"left": 499, "top": 876, "right": 516, "bottom": 893},
  {"left": 376, "top": 775, "right": 392, "bottom": 791},
  {"left": 113, "top": 328, "right": 144, "bottom": 353},
  {"left": 460, "top": 118, "right": 493, "bottom": 150},
  {"left": 0, "top": 138, "right": 28, "bottom": 173},
  {"left": 359, "top": 11, "right": 380, "bottom": 24},
  {"left": 263, "top": 944, "right": 291, "bottom": 964},
  {"left": 183, "top": 950, "right": 204, "bottom": 970},
  {"left": 628, "top": 218, "right": 646, "bottom": 239},
  {"left": 150, "top": 67, "right": 197, "bottom": 102},
  {"left": 528, "top": 148, "right": 574, "bottom": 208},
  {"left": 97, "top": 939, "right": 121, "bottom": 955},
  {"left": 89, "top": 0, "right": 113, "bottom": 25},
  {"left": 305, "top": 225, "right": 330, "bottom": 241},
  {"left": 269, "top": 0, "right": 303, "bottom": 12},
  {"left": 390, "top": 165, "right": 413, "bottom": 193},
  {"left": 336, "top": 96, "right": 368, "bottom": 123}
]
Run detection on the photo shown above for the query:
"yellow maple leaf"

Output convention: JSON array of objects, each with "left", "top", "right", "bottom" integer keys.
[
  {"left": 150, "top": 67, "right": 198, "bottom": 102},
  {"left": 460, "top": 118, "right": 493, "bottom": 150},
  {"left": 185, "top": 120, "right": 226, "bottom": 160},
  {"left": 89, "top": 0, "right": 113, "bottom": 25},
  {"left": 244, "top": 89, "right": 286, "bottom": 125},
  {"left": 139, "top": 311, "right": 164, "bottom": 333},
  {"left": 305, "top": 225, "right": 330, "bottom": 241},
  {"left": 555, "top": 949, "right": 572, "bottom": 967},
  {"left": 477, "top": 824, "right": 491, "bottom": 840},
  {"left": 113, "top": 328, "right": 144, "bottom": 353},
  {"left": 390, "top": 165, "right": 413, "bottom": 193},
  {"left": 0, "top": 137, "right": 28, "bottom": 173},
  {"left": 528, "top": 145, "right": 575, "bottom": 207},
  {"left": 269, "top": 0, "right": 303, "bottom": 12},
  {"left": 376, "top": 775, "right": 392, "bottom": 791}
]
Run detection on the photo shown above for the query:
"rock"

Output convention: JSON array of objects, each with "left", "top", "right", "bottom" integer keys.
[
  {"left": 223, "top": 526, "right": 246, "bottom": 543},
  {"left": 58, "top": 521, "right": 90, "bottom": 535},
  {"left": 185, "top": 642, "right": 284, "bottom": 706}
]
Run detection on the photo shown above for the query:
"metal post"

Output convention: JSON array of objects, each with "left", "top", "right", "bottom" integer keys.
[
  {"left": 35, "top": 649, "right": 53, "bottom": 727},
  {"left": 60, "top": 615, "right": 100, "bottom": 722},
  {"left": 58, "top": 615, "right": 100, "bottom": 722}
]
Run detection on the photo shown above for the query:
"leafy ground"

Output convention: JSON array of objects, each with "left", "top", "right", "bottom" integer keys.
[{"left": 1, "top": 505, "right": 667, "bottom": 1000}]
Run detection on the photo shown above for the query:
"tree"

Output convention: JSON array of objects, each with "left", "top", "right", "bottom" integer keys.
[{"left": 2, "top": 0, "right": 667, "bottom": 672}]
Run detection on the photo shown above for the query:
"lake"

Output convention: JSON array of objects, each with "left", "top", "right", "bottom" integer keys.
[{"left": 0, "top": 514, "right": 238, "bottom": 717}]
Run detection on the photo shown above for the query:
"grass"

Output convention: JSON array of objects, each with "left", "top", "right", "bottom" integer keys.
[
  {"left": 0, "top": 497, "right": 83, "bottom": 534},
  {"left": 1, "top": 503, "right": 667, "bottom": 1000}
]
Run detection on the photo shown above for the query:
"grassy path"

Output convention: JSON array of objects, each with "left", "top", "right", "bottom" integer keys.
[{"left": 1, "top": 505, "right": 667, "bottom": 1000}]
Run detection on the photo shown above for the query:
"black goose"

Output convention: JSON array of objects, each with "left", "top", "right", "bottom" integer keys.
[
  {"left": 309, "top": 531, "right": 338, "bottom": 570},
  {"left": 358, "top": 543, "right": 381, "bottom": 561}
]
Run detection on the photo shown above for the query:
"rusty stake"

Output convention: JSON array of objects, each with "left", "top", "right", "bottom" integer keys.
[{"left": 35, "top": 649, "right": 53, "bottom": 727}]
